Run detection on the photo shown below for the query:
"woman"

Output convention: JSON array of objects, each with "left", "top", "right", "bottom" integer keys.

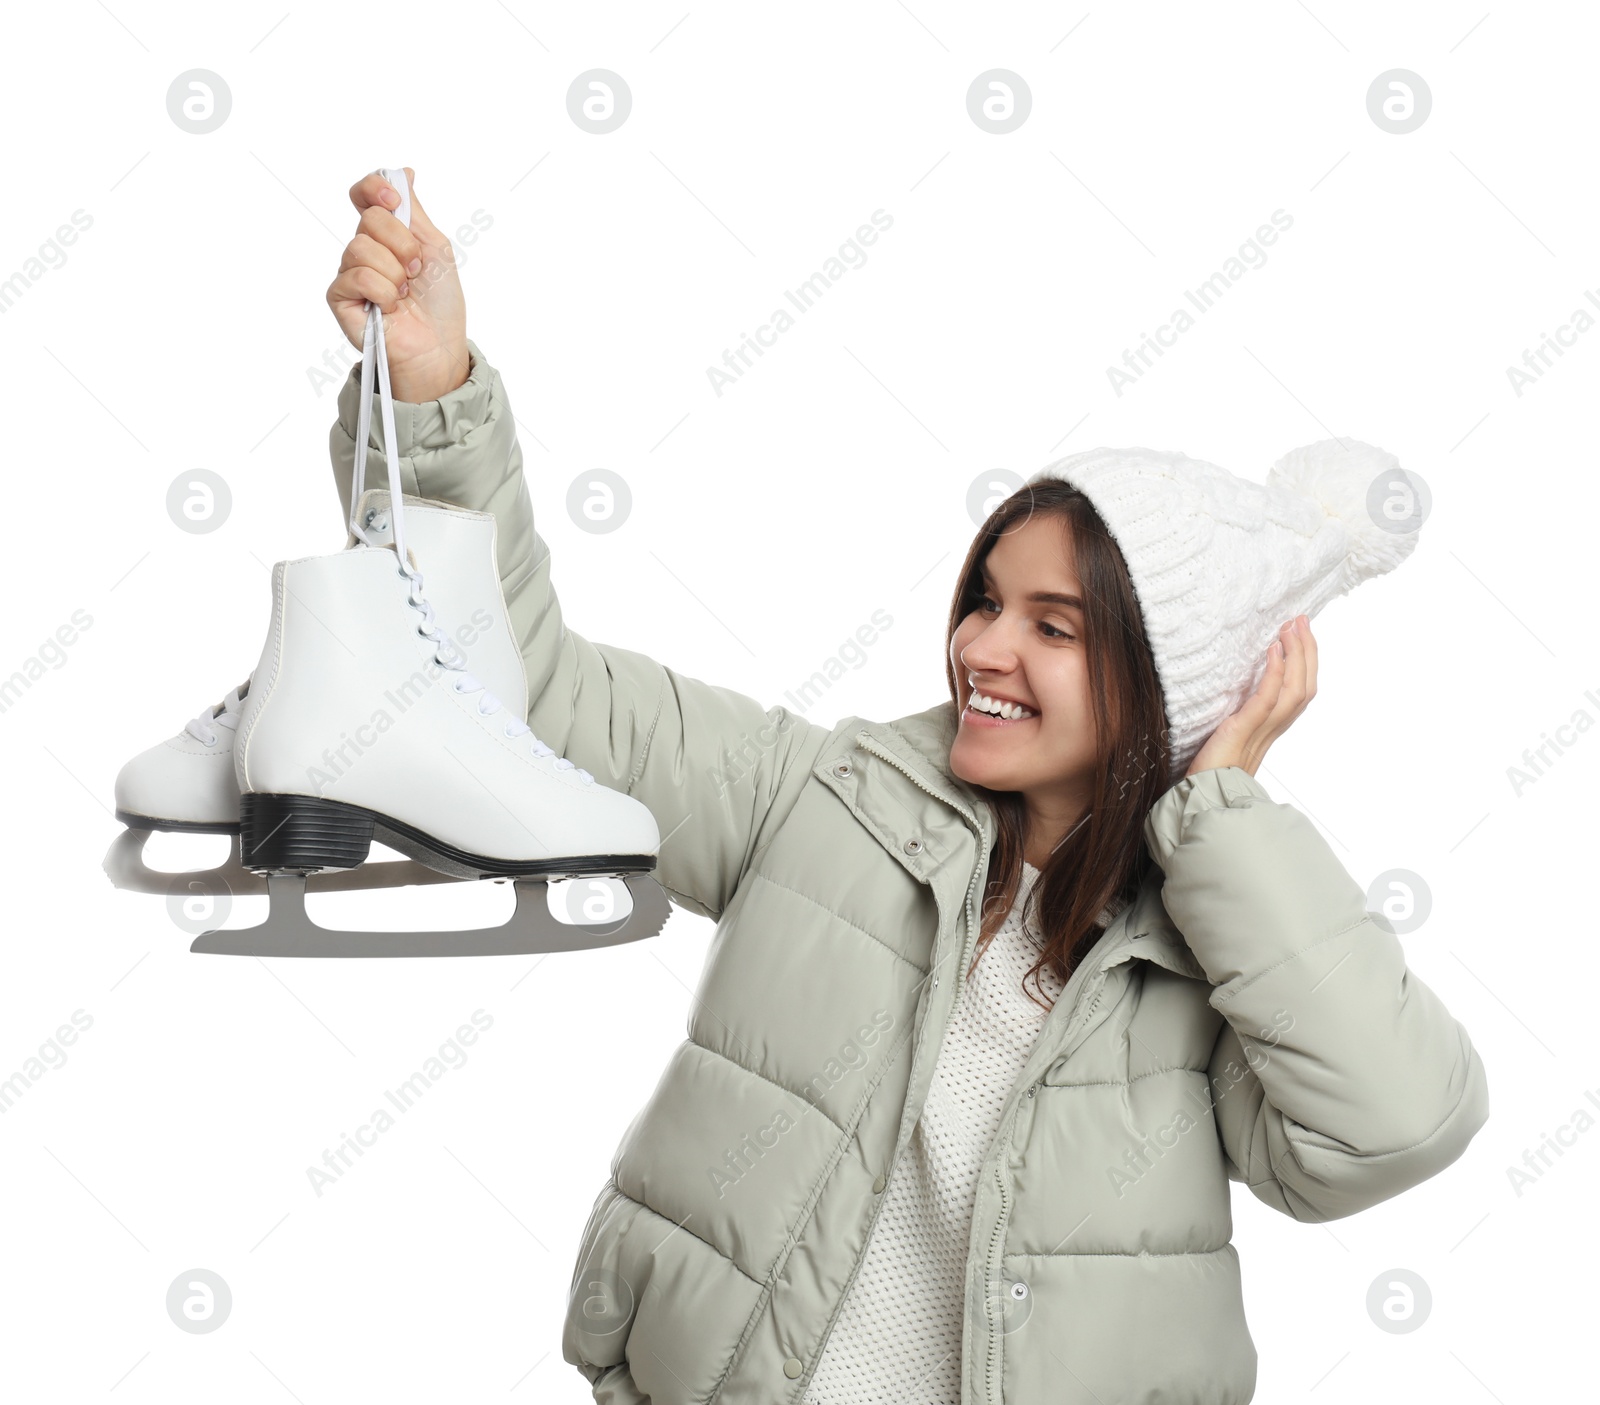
[{"left": 328, "top": 168, "right": 1489, "bottom": 1405}]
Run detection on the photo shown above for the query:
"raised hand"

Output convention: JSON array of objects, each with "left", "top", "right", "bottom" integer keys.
[
  {"left": 325, "top": 167, "right": 470, "bottom": 403},
  {"left": 1184, "top": 615, "right": 1318, "bottom": 779}
]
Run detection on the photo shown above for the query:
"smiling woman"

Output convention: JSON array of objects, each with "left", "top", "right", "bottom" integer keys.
[
  {"left": 288, "top": 166, "right": 1483, "bottom": 1405},
  {"left": 945, "top": 480, "right": 1171, "bottom": 992}
]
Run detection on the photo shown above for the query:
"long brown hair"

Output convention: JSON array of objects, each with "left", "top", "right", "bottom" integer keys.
[{"left": 943, "top": 481, "right": 1172, "bottom": 1011}]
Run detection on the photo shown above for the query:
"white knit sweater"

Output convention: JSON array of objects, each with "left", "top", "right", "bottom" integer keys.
[{"left": 804, "top": 860, "right": 1116, "bottom": 1404}]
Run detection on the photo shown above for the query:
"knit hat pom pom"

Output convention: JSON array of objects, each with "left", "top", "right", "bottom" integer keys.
[{"left": 1266, "top": 437, "right": 1421, "bottom": 589}]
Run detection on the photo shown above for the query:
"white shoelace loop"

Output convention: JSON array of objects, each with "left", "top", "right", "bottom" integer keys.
[{"left": 184, "top": 683, "right": 248, "bottom": 747}]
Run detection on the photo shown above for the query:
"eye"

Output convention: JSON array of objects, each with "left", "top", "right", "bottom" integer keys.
[{"left": 976, "top": 595, "right": 1076, "bottom": 641}]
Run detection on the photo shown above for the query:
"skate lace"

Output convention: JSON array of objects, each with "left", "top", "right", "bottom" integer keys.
[
  {"left": 346, "top": 295, "right": 594, "bottom": 786},
  {"left": 184, "top": 680, "right": 250, "bottom": 747}
]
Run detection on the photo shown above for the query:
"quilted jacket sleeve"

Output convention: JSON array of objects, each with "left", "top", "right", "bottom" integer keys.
[
  {"left": 330, "top": 338, "right": 830, "bottom": 920},
  {"left": 1143, "top": 765, "right": 1490, "bottom": 1223}
]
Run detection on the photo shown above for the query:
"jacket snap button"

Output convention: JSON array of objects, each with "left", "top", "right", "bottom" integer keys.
[
  {"left": 833, "top": 761, "right": 852, "bottom": 778},
  {"left": 902, "top": 837, "right": 923, "bottom": 855},
  {"left": 1010, "top": 1281, "right": 1029, "bottom": 1301},
  {"left": 783, "top": 1356, "right": 803, "bottom": 1378},
  {"left": 931, "top": 976, "right": 939, "bottom": 988},
  {"left": 872, "top": 1173, "right": 886, "bottom": 1194}
]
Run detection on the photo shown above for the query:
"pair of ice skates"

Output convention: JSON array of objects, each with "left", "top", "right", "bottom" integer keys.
[{"left": 104, "top": 168, "right": 667, "bottom": 957}]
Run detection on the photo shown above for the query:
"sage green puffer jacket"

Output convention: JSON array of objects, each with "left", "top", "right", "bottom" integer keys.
[{"left": 331, "top": 341, "right": 1491, "bottom": 1405}]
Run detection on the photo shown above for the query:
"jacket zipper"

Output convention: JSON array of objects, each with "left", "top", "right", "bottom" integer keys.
[
  {"left": 795, "top": 734, "right": 987, "bottom": 1400},
  {"left": 979, "top": 965, "right": 1114, "bottom": 1404},
  {"left": 834, "top": 733, "right": 1146, "bottom": 1403},
  {"left": 983, "top": 1157, "right": 1011, "bottom": 1399},
  {"left": 852, "top": 731, "right": 1078, "bottom": 1405}
]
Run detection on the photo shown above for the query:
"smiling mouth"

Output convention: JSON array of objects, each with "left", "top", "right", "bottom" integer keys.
[{"left": 962, "top": 697, "right": 1039, "bottom": 727}]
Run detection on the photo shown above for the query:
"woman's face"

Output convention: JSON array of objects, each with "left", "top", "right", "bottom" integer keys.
[{"left": 948, "top": 514, "right": 1102, "bottom": 833}]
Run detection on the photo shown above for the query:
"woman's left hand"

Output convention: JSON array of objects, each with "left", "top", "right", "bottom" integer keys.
[{"left": 1185, "top": 615, "right": 1318, "bottom": 779}]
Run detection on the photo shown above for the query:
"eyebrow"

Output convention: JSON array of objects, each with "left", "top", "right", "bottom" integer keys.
[{"left": 979, "top": 571, "right": 1083, "bottom": 610}]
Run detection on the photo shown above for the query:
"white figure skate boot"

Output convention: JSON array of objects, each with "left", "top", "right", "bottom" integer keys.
[
  {"left": 114, "top": 678, "right": 249, "bottom": 835},
  {"left": 103, "top": 492, "right": 528, "bottom": 901},
  {"left": 195, "top": 165, "right": 666, "bottom": 958},
  {"left": 104, "top": 677, "right": 271, "bottom": 894}
]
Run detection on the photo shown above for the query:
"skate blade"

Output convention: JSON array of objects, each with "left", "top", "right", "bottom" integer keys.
[
  {"left": 103, "top": 828, "right": 461, "bottom": 897},
  {"left": 190, "top": 872, "right": 672, "bottom": 957}
]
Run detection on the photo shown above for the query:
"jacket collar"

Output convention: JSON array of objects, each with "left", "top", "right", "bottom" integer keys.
[
  {"left": 855, "top": 700, "right": 983, "bottom": 827},
  {"left": 856, "top": 701, "right": 1206, "bottom": 984}
]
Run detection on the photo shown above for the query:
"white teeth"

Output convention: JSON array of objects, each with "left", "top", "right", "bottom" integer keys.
[{"left": 971, "top": 693, "right": 1036, "bottom": 719}]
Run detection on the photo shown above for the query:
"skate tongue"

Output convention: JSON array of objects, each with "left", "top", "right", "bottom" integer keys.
[
  {"left": 353, "top": 494, "right": 416, "bottom": 564},
  {"left": 354, "top": 487, "right": 424, "bottom": 532},
  {"left": 354, "top": 488, "right": 389, "bottom": 530}
]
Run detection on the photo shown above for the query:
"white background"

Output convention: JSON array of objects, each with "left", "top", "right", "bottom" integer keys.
[{"left": 1, "top": 1, "right": 1592, "bottom": 1400}]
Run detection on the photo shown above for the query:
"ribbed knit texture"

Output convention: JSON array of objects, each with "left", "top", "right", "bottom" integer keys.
[
  {"left": 805, "top": 860, "right": 1117, "bottom": 1405},
  {"left": 1023, "top": 438, "right": 1421, "bottom": 777}
]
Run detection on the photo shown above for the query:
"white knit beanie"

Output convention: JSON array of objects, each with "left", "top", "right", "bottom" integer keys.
[{"left": 1024, "top": 438, "right": 1422, "bottom": 779}]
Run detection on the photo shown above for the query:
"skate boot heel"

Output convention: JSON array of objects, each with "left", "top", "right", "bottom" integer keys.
[{"left": 241, "top": 793, "right": 374, "bottom": 873}]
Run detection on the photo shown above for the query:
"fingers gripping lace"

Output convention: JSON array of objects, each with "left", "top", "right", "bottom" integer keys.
[{"left": 347, "top": 294, "right": 594, "bottom": 786}]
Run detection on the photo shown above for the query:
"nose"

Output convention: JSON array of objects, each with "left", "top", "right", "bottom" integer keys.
[{"left": 960, "top": 621, "right": 1018, "bottom": 679}]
